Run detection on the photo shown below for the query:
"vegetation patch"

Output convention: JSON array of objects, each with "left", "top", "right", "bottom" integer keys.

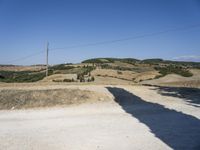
[
  {"left": 82, "top": 58, "right": 139, "bottom": 64},
  {"left": 154, "top": 65, "right": 193, "bottom": 77},
  {"left": 0, "top": 70, "right": 53, "bottom": 83},
  {"left": 82, "top": 58, "right": 111, "bottom": 63},
  {"left": 50, "top": 64, "right": 75, "bottom": 70}
]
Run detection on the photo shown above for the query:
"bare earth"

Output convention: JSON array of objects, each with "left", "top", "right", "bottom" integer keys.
[{"left": 0, "top": 85, "right": 200, "bottom": 150}]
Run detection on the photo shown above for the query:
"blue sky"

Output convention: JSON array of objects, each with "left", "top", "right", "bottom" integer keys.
[{"left": 0, "top": 0, "right": 200, "bottom": 65}]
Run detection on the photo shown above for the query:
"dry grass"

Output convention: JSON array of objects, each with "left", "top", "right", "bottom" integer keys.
[
  {"left": 91, "top": 69, "right": 160, "bottom": 82},
  {"left": 141, "top": 69, "right": 200, "bottom": 88},
  {"left": 0, "top": 88, "right": 110, "bottom": 110},
  {"left": 41, "top": 74, "right": 77, "bottom": 82},
  {"left": 0, "top": 65, "right": 45, "bottom": 72}
]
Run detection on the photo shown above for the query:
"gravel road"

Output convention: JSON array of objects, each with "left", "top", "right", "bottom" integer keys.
[{"left": 0, "top": 85, "right": 199, "bottom": 150}]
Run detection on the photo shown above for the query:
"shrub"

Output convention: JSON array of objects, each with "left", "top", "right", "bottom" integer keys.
[
  {"left": 63, "top": 79, "right": 73, "bottom": 82},
  {"left": 91, "top": 76, "right": 95, "bottom": 81},
  {"left": 0, "top": 74, "right": 5, "bottom": 79},
  {"left": 117, "top": 71, "right": 123, "bottom": 75}
]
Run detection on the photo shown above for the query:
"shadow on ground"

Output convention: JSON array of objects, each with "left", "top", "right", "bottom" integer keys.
[
  {"left": 107, "top": 87, "right": 200, "bottom": 150},
  {"left": 151, "top": 86, "right": 200, "bottom": 107}
]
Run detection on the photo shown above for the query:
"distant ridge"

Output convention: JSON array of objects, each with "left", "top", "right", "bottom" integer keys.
[
  {"left": 82, "top": 58, "right": 139, "bottom": 64},
  {"left": 82, "top": 58, "right": 200, "bottom": 67}
]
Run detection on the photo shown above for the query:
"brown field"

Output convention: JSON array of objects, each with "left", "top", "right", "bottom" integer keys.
[
  {"left": 142, "top": 69, "right": 200, "bottom": 88},
  {"left": 0, "top": 65, "right": 46, "bottom": 71},
  {"left": 91, "top": 68, "right": 160, "bottom": 82}
]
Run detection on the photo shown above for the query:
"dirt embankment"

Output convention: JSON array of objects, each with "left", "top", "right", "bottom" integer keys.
[{"left": 0, "top": 88, "right": 110, "bottom": 110}]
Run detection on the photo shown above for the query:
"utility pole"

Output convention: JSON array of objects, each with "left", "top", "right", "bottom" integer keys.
[{"left": 46, "top": 42, "right": 49, "bottom": 77}]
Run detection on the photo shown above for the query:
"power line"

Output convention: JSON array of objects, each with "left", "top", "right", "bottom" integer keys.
[
  {"left": 3, "top": 50, "right": 44, "bottom": 64},
  {"left": 50, "top": 23, "right": 200, "bottom": 51},
  {"left": 2, "top": 23, "right": 200, "bottom": 64}
]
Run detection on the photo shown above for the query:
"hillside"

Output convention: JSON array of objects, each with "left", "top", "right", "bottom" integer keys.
[
  {"left": 0, "top": 58, "right": 199, "bottom": 87},
  {"left": 82, "top": 58, "right": 200, "bottom": 68}
]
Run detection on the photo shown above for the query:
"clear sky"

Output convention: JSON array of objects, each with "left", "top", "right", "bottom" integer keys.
[{"left": 0, "top": 0, "right": 200, "bottom": 65}]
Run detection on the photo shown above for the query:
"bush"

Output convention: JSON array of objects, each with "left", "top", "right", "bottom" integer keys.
[
  {"left": 0, "top": 74, "right": 5, "bottom": 79},
  {"left": 117, "top": 71, "right": 123, "bottom": 75},
  {"left": 77, "top": 66, "right": 95, "bottom": 78},
  {"left": 63, "top": 79, "right": 73, "bottom": 82},
  {"left": 80, "top": 77, "right": 85, "bottom": 82},
  {"left": 91, "top": 76, "right": 95, "bottom": 81}
]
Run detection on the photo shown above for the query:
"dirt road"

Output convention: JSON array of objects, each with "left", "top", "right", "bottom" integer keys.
[{"left": 0, "top": 85, "right": 199, "bottom": 150}]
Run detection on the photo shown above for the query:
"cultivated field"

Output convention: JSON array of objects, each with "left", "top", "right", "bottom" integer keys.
[{"left": 0, "top": 65, "right": 46, "bottom": 72}]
